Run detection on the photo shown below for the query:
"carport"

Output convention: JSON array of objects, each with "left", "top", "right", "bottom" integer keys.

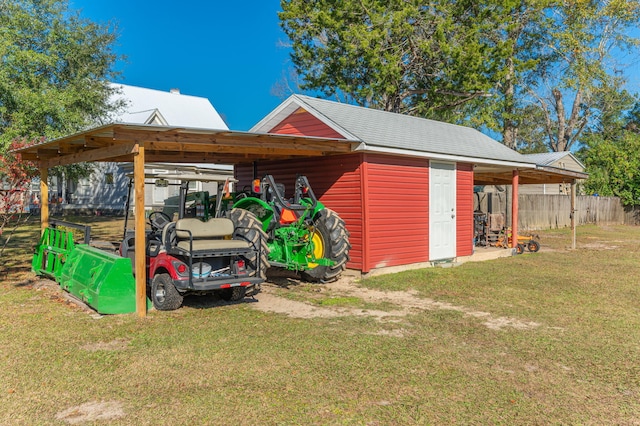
[
  {"left": 15, "top": 122, "right": 587, "bottom": 316},
  {"left": 16, "top": 123, "right": 354, "bottom": 317},
  {"left": 475, "top": 163, "right": 588, "bottom": 251}
]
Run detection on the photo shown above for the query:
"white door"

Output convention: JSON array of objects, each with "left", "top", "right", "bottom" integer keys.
[{"left": 429, "top": 162, "right": 456, "bottom": 260}]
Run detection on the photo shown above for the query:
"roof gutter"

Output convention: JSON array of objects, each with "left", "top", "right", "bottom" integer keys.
[
  {"left": 354, "top": 143, "right": 537, "bottom": 169},
  {"left": 535, "top": 164, "right": 589, "bottom": 180}
]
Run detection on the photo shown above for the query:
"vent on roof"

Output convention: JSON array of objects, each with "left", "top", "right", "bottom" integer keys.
[{"left": 170, "top": 88, "right": 180, "bottom": 94}]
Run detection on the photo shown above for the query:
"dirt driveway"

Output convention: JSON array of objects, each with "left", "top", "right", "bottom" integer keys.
[
  {"left": 27, "top": 267, "right": 540, "bottom": 334},
  {"left": 254, "top": 270, "right": 540, "bottom": 332}
]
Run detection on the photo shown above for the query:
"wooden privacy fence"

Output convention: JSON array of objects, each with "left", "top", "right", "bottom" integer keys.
[
  {"left": 625, "top": 206, "right": 640, "bottom": 226},
  {"left": 475, "top": 193, "right": 634, "bottom": 230},
  {"left": 519, "top": 195, "right": 625, "bottom": 230}
]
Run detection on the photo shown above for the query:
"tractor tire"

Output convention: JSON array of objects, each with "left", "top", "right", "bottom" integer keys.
[
  {"left": 527, "top": 240, "right": 540, "bottom": 253},
  {"left": 151, "top": 273, "right": 183, "bottom": 311},
  {"left": 220, "top": 287, "right": 246, "bottom": 302},
  {"left": 227, "top": 208, "right": 269, "bottom": 280},
  {"left": 516, "top": 243, "right": 525, "bottom": 255},
  {"left": 301, "top": 208, "right": 351, "bottom": 283}
]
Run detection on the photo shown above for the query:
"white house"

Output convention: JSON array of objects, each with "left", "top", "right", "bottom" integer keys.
[
  {"left": 43, "top": 83, "right": 232, "bottom": 214},
  {"left": 519, "top": 152, "right": 586, "bottom": 195},
  {"left": 108, "top": 83, "right": 228, "bottom": 129}
]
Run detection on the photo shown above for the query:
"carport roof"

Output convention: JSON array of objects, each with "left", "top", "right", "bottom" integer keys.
[
  {"left": 13, "top": 120, "right": 587, "bottom": 185},
  {"left": 14, "top": 123, "right": 355, "bottom": 168},
  {"left": 474, "top": 164, "right": 588, "bottom": 185}
]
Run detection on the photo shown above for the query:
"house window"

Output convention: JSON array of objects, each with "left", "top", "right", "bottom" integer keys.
[
  {"left": 65, "top": 179, "right": 78, "bottom": 203},
  {"left": 559, "top": 183, "right": 570, "bottom": 194},
  {"left": 67, "top": 179, "right": 78, "bottom": 194},
  {"left": 106, "top": 173, "right": 114, "bottom": 184}
]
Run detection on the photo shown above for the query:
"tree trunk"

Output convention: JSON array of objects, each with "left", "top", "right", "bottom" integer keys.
[
  {"left": 501, "top": 15, "right": 527, "bottom": 151},
  {"left": 502, "top": 55, "right": 517, "bottom": 149},
  {"left": 550, "top": 87, "right": 585, "bottom": 152}
]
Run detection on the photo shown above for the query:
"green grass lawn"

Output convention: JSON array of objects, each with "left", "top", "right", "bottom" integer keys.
[{"left": 1, "top": 219, "right": 639, "bottom": 424}]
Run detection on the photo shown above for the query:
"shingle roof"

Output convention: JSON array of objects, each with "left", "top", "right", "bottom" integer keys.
[
  {"left": 109, "top": 83, "right": 228, "bottom": 129},
  {"left": 258, "top": 95, "right": 532, "bottom": 165},
  {"left": 522, "top": 151, "right": 584, "bottom": 168}
]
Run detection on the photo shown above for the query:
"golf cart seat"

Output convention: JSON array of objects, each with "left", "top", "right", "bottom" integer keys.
[{"left": 164, "top": 218, "right": 250, "bottom": 252}]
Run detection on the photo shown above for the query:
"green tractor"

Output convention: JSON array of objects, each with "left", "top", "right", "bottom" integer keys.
[
  {"left": 229, "top": 175, "right": 350, "bottom": 282},
  {"left": 158, "top": 173, "right": 351, "bottom": 282}
]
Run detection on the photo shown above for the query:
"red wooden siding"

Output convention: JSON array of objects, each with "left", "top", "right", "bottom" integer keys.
[
  {"left": 269, "top": 108, "right": 344, "bottom": 139},
  {"left": 363, "top": 154, "right": 430, "bottom": 271},
  {"left": 238, "top": 105, "right": 477, "bottom": 272},
  {"left": 235, "top": 154, "right": 365, "bottom": 270},
  {"left": 237, "top": 156, "right": 474, "bottom": 272},
  {"left": 456, "top": 163, "right": 474, "bottom": 257}
]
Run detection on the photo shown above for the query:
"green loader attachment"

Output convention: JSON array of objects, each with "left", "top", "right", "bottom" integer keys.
[
  {"left": 32, "top": 220, "right": 143, "bottom": 314},
  {"left": 32, "top": 220, "right": 90, "bottom": 281},
  {"left": 59, "top": 245, "right": 141, "bottom": 315}
]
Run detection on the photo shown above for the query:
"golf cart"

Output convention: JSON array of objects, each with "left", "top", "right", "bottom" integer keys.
[{"left": 119, "top": 173, "right": 268, "bottom": 310}]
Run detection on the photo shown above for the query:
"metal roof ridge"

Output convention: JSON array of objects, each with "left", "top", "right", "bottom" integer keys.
[
  {"left": 295, "top": 95, "right": 531, "bottom": 163},
  {"left": 296, "top": 95, "right": 524, "bottom": 147},
  {"left": 295, "top": 94, "right": 487, "bottom": 133},
  {"left": 110, "top": 82, "right": 212, "bottom": 101}
]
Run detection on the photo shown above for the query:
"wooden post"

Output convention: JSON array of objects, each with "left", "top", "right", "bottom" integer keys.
[
  {"left": 134, "top": 143, "right": 147, "bottom": 317},
  {"left": 571, "top": 181, "right": 576, "bottom": 250},
  {"left": 39, "top": 166, "right": 49, "bottom": 233},
  {"left": 511, "top": 170, "right": 519, "bottom": 248}
]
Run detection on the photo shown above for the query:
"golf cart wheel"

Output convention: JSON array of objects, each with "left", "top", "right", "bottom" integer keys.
[
  {"left": 301, "top": 208, "right": 351, "bottom": 283},
  {"left": 516, "top": 243, "right": 525, "bottom": 255},
  {"left": 151, "top": 273, "right": 183, "bottom": 311},
  {"left": 227, "top": 208, "right": 269, "bottom": 280},
  {"left": 220, "top": 287, "right": 246, "bottom": 302},
  {"left": 527, "top": 240, "right": 540, "bottom": 253}
]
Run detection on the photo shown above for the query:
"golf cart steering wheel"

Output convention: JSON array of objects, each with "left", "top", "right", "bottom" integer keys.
[{"left": 148, "top": 211, "right": 172, "bottom": 232}]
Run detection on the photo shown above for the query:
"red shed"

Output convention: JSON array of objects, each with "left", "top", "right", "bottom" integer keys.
[{"left": 238, "top": 95, "right": 537, "bottom": 274}]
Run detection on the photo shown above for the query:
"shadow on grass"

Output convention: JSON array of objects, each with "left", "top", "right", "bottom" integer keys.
[
  {"left": 1, "top": 266, "right": 35, "bottom": 286},
  {"left": 266, "top": 268, "right": 306, "bottom": 289},
  {"left": 12, "top": 275, "right": 41, "bottom": 288},
  {"left": 181, "top": 293, "right": 259, "bottom": 310},
  {"left": 10, "top": 274, "right": 257, "bottom": 315}
]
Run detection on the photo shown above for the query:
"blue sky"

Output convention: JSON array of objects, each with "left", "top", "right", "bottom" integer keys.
[
  {"left": 70, "top": 1, "right": 639, "bottom": 133},
  {"left": 70, "top": 1, "right": 292, "bottom": 131}
]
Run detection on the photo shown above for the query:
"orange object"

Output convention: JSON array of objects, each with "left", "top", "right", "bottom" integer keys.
[
  {"left": 252, "top": 179, "right": 262, "bottom": 193},
  {"left": 223, "top": 178, "right": 231, "bottom": 198},
  {"left": 279, "top": 208, "right": 297, "bottom": 224}
]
